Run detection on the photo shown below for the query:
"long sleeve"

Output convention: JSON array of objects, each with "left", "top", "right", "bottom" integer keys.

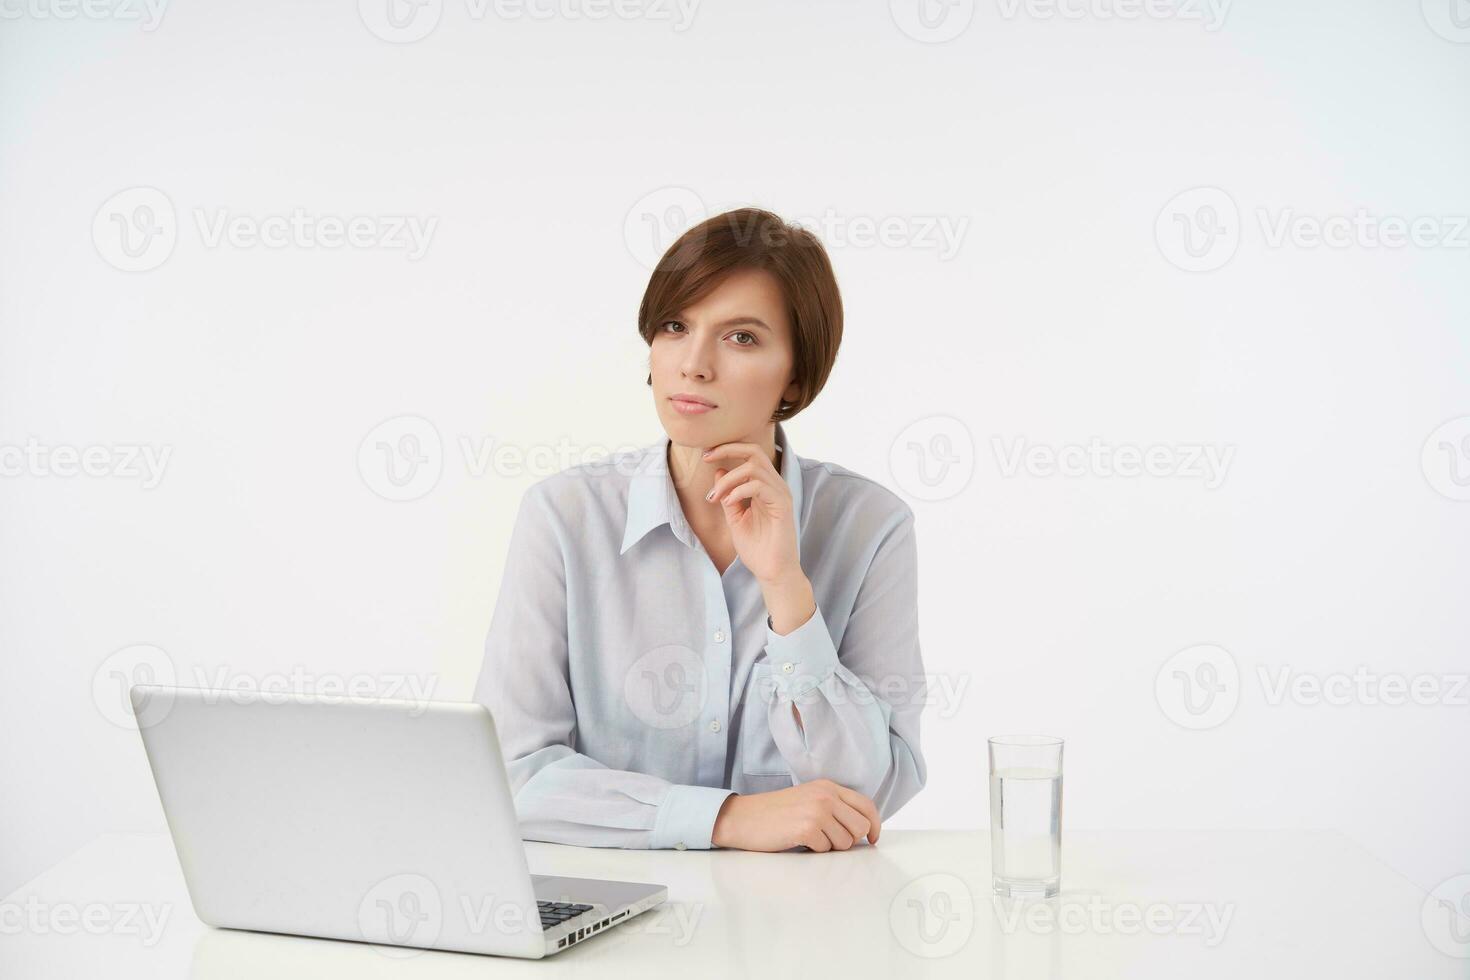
[
  {"left": 758, "top": 506, "right": 928, "bottom": 818},
  {"left": 473, "top": 483, "right": 735, "bottom": 849}
]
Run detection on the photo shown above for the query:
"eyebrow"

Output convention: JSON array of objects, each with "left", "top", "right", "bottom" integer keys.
[{"left": 674, "top": 314, "right": 772, "bottom": 333}]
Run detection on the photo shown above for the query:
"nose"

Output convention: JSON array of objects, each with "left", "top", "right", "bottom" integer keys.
[{"left": 679, "top": 330, "right": 715, "bottom": 381}]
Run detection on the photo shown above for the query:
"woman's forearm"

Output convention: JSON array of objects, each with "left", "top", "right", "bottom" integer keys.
[{"left": 760, "top": 570, "right": 816, "bottom": 635}]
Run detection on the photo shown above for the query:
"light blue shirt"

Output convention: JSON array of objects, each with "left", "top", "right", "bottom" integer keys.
[{"left": 473, "top": 422, "right": 927, "bottom": 850}]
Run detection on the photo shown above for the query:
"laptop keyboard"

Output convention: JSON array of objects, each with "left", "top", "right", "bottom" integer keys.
[{"left": 537, "top": 901, "right": 594, "bottom": 930}]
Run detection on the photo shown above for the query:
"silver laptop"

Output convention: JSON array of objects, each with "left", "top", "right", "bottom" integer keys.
[{"left": 130, "top": 685, "right": 667, "bottom": 958}]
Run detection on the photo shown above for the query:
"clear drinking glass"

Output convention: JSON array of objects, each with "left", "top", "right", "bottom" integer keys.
[{"left": 988, "top": 735, "right": 1064, "bottom": 898}]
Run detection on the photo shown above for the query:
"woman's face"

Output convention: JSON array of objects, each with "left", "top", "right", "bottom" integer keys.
[{"left": 649, "top": 266, "right": 800, "bottom": 449}]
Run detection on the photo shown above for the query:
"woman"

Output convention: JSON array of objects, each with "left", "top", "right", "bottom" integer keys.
[{"left": 474, "top": 208, "right": 927, "bottom": 853}]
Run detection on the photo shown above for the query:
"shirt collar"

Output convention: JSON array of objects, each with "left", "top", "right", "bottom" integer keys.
[{"left": 620, "top": 422, "right": 803, "bottom": 556}]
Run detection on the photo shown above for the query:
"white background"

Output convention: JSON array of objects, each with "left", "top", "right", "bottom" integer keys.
[{"left": 2, "top": 0, "right": 1467, "bottom": 904}]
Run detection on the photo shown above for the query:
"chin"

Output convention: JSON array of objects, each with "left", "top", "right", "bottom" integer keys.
[
  {"left": 661, "top": 414, "right": 709, "bottom": 438},
  {"left": 659, "top": 411, "right": 728, "bottom": 447}
]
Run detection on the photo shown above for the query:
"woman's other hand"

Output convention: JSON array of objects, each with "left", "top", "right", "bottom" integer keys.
[{"left": 711, "top": 780, "right": 882, "bottom": 852}]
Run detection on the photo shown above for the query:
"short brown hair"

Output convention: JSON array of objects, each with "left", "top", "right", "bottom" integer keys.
[{"left": 638, "top": 208, "right": 843, "bottom": 423}]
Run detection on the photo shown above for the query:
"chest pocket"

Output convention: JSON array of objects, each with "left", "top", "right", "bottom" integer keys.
[{"left": 740, "top": 661, "right": 791, "bottom": 776}]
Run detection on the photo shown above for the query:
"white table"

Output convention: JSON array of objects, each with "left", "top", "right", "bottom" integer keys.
[{"left": 1, "top": 830, "right": 1461, "bottom": 978}]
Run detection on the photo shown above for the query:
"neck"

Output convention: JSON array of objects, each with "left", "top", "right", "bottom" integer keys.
[{"left": 667, "top": 425, "right": 781, "bottom": 501}]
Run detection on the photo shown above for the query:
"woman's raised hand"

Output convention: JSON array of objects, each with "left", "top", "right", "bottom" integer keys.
[{"left": 701, "top": 442, "right": 800, "bottom": 587}]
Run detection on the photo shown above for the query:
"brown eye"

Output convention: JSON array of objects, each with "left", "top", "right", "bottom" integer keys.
[
  {"left": 662, "top": 321, "right": 686, "bottom": 334},
  {"left": 731, "top": 331, "right": 756, "bottom": 346}
]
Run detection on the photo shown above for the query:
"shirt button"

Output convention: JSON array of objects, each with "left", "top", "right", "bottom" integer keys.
[
  {"left": 782, "top": 662, "right": 795, "bottom": 674},
  {"left": 709, "top": 719, "right": 722, "bottom": 733},
  {"left": 714, "top": 629, "right": 725, "bottom": 643}
]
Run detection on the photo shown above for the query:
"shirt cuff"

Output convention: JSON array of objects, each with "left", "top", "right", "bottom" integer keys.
[
  {"left": 763, "top": 604, "right": 839, "bottom": 701},
  {"left": 651, "top": 784, "right": 737, "bottom": 850}
]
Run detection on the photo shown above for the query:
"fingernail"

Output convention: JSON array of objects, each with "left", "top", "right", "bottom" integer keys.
[
  {"left": 705, "top": 489, "right": 715, "bottom": 501},
  {"left": 701, "top": 450, "right": 711, "bottom": 457}
]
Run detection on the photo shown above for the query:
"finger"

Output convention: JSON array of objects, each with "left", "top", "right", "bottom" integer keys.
[
  {"left": 701, "top": 443, "right": 760, "bottom": 465},
  {"left": 718, "top": 473, "right": 789, "bottom": 511},
  {"left": 822, "top": 816, "right": 855, "bottom": 851},
  {"left": 703, "top": 443, "right": 780, "bottom": 477},
  {"left": 701, "top": 467, "right": 727, "bottom": 504},
  {"left": 719, "top": 479, "right": 768, "bottom": 513},
  {"left": 801, "top": 826, "right": 832, "bottom": 852},
  {"left": 704, "top": 462, "right": 754, "bottom": 503},
  {"left": 831, "top": 799, "right": 872, "bottom": 844},
  {"left": 836, "top": 787, "right": 881, "bottom": 843}
]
